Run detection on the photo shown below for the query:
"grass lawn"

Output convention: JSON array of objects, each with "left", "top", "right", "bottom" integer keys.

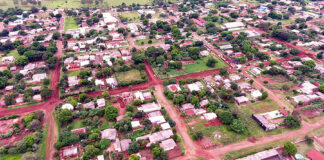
[
  {"left": 0, "top": 154, "right": 22, "bottom": 160},
  {"left": 116, "top": 69, "right": 143, "bottom": 83},
  {"left": 36, "top": 124, "right": 49, "bottom": 159},
  {"left": 167, "top": 56, "right": 226, "bottom": 77},
  {"left": 7, "top": 102, "right": 42, "bottom": 110},
  {"left": 119, "top": 12, "right": 140, "bottom": 22},
  {"left": 64, "top": 16, "right": 78, "bottom": 31},
  {"left": 135, "top": 36, "right": 159, "bottom": 46},
  {"left": 67, "top": 70, "right": 82, "bottom": 77},
  {"left": 70, "top": 120, "right": 86, "bottom": 129}
]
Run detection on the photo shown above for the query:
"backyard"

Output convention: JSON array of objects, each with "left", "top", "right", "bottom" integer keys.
[{"left": 135, "top": 36, "right": 160, "bottom": 46}]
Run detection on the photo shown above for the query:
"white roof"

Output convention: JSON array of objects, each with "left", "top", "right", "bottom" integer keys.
[
  {"left": 159, "top": 138, "right": 177, "bottom": 151},
  {"left": 251, "top": 90, "right": 262, "bottom": 99},
  {"left": 203, "top": 112, "right": 217, "bottom": 120},
  {"left": 62, "top": 103, "right": 74, "bottom": 110},
  {"left": 160, "top": 123, "right": 171, "bottom": 130},
  {"left": 131, "top": 121, "right": 141, "bottom": 128},
  {"left": 149, "top": 116, "right": 166, "bottom": 124},
  {"left": 223, "top": 22, "right": 245, "bottom": 29}
]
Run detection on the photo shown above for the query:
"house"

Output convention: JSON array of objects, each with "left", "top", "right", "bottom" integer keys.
[
  {"left": 102, "top": 12, "right": 118, "bottom": 23},
  {"left": 251, "top": 90, "right": 262, "bottom": 99},
  {"left": 222, "top": 22, "right": 245, "bottom": 31},
  {"left": 292, "top": 95, "right": 312, "bottom": 105},
  {"left": 68, "top": 76, "right": 79, "bottom": 87},
  {"left": 200, "top": 50, "right": 210, "bottom": 56},
  {"left": 143, "top": 92, "right": 152, "bottom": 99},
  {"left": 160, "top": 123, "right": 171, "bottom": 130},
  {"left": 203, "top": 113, "right": 217, "bottom": 121},
  {"left": 96, "top": 98, "right": 105, "bottom": 108},
  {"left": 83, "top": 101, "right": 95, "bottom": 109},
  {"left": 234, "top": 96, "right": 249, "bottom": 104},
  {"left": 131, "top": 121, "right": 141, "bottom": 128},
  {"left": 32, "top": 73, "right": 47, "bottom": 82},
  {"left": 238, "top": 82, "right": 251, "bottom": 90},
  {"left": 160, "top": 139, "right": 177, "bottom": 151},
  {"left": 147, "top": 129, "right": 174, "bottom": 145},
  {"left": 1, "top": 56, "right": 15, "bottom": 64},
  {"left": 167, "top": 84, "right": 181, "bottom": 92},
  {"left": 61, "top": 145, "right": 78, "bottom": 159},
  {"left": 252, "top": 113, "right": 278, "bottom": 131},
  {"left": 149, "top": 115, "right": 166, "bottom": 124},
  {"left": 250, "top": 67, "right": 261, "bottom": 75},
  {"left": 138, "top": 103, "right": 161, "bottom": 113},
  {"left": 306, "top": 149, "right": 324, "bottom": 160},
  {"left": 229, "top": 74, "right": 241, "bottom": 81},
  {"left": 95, "top": 79, "right": 104, "bottom": 86},
  {"left": 5, "top": 85, "right": 14, "bottom": 91},
  {"left": 181, "top": 103, "right": 195, "bottom": 111},
  {"left": 114, "top": 139, "right": 132, "bottom": 152},
  {"left": 62, "top": 103, "right": 74, "bottom": 110},
  {"left": 187, "top": 82, "right": 204, "bottom": 92},
  {"left": 200, "top": 99, "right": 209, "bottom": 107},
  {"left": 236, "top": 149, "right": 282, "bottom": 160},
  {"left": 134, "top": 91, "right": 144, "bottom": 101},
  {"left": 101, "top": 128, "right": 117, "bottom": 140},
  {"left": 33, "top": 94, "right": 42, "bottom": 101},
  {"left": 106, "top": 77, "right": 118, "bottom": 88}
]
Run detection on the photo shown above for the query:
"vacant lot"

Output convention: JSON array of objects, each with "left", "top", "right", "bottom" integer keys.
[
  {"left": 135, "top": 36, "right": 160, "bottom": 46},
  {"left": 190, "top": 99, "right": 284, "bottom": 145},
  {"left": 168, "top": 56, "right": 227, "bottom": 77},
  {"left": 119, "top": 12, "right": 141, "bottom": 22},
  {"left": 64, "top": 17, "right": 78, "bottom": 31},
  {"left": 116, "top": 69, "right": 143, "bottom": 83}
]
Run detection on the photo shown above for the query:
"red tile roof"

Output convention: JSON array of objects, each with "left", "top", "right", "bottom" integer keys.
[{"left": 307, "top": 149, "right": 324, "bottom": 160}]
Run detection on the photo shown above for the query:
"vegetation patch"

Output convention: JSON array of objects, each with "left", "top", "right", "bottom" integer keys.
[{"left": 64, "top": 16, "right": 78, "bottom": 31}]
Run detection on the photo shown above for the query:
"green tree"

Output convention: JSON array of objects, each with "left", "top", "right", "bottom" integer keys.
[
  {"left": 40, "top": 87, "right": 53, "bottom": 99},
  {"left": 230, "top": 119, "right": 246, "bottom": 134},
  {"left": 105, "top": 106, "right": 118, "bottom": 121},
  {"left": 284, "top": 116, "right": 300, "bottom": 128},
  {"left": 284, "top": 142, "right": 297, "bottom": 155},
  {"left": 58, "top": 109, "right": 72, "bottom": 125},
  {"left": 129, "top": 154, "right": 140, "bottom": 160},
  {"left": 206, "top": 57, "right": 217, "bottom": 67},
  {"left": 319, "top": 84, "right": 324, "bottom": 93},
  {"left": 15, "top": 56, "right": 29, "bottom": 66},
  {"left": 219, "top": 111, "right": 234, "bottom": 125}
]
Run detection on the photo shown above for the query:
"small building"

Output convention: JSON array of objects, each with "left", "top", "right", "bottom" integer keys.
[
  {"left": 234, "top": 96, "right": 249, "bottom": 105},
  {"left": 61, "top": 145, "right": 78, "bottom": 159},
  {"left": 62, "top": 103, "right": 74, "bottom": 110},
  {"left": 71, "top": 128, "right": 86, "bottom": 134},
  {"left": 138, "top": 103, "right": 161, "bottom": 113},
  {"left": 1, "top": 56, "right": 15, "bottom": 64},
  {"left": 236, "top": 149, "right": 282, "bottom": 160},
  {"left": 222, "top": 22, "right": 245, "bottom": 31},
  {"left": 83, "top": 101, "right": 95, "bottom": 109},
  {"left": 32, "top": 73, "right": 47, "bottom": 82},
  {"left": 306, "top": 149, "right": 324, "bottom": 160},
  {"left": 131, "top": 121, "right": 141, "bottom": 128},
  {"left": 251, "top": 90, "right": 262, "bottom": 99},
  {"left": 134, "top": 91, "right": 144, "bottom": 101},
  {"left": 187, "top": 82, "right": 204, "bottom": 92},
  {"left": 203, "top": 113, "right": 217, "bottom": 121},
  {"left": 101, "top": 128, "right": 117, "bottom": 140},
  {"left": 181, "top": 103, "right": 195, "bottom": 111},
  {"left": 160, "top": 123, "right": 171, "bottom": 130},
  {"left": 106, "top": 77, "right": 118, "bottom": 88},
  {"left": 167, "top": 84, "right": 181, "bottom": 92},
  {"left": 114, "top": 139, "right": 132, "bottom": 152},
  {"left": 33, "top": 94, "right": 42, "bottom": 101},
  {"left": 96, "top": 98, "right": 105, "bottom": 108},
  {"left": 160, "top": 138, "right": 177, "bottom": 151}
]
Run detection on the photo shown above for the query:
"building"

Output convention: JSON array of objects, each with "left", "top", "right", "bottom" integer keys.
[
  {"left": 114, "top": 139, "right": 132, "bottom": 152},
  {"left": 160, "top": 138, "right": 177, "bottom": 151},
  {"left": 83, "top": 101, "right": 95, "bottom": 109},
  {"left": 32, "top": 73, "right": 47, "bottom": 82},
  {"left": 138, "top": 103, "right": 161, "bottom": 113},
  {"left": 306, "top": 149, "right": 324, "bottom": 160},
  {"left": 101, "top": 128, "right": 117, "bottom": 140},
  {"left": 222, "top": 22, "right": 245, "bottom": 31},
  {"left": 234, "top": 96, "right": 249, "bottom": 105},
  {"left": 167, "top": 84, "right": 181, "bottom": 92},
  {"left": 61, "top": 145, "right": 78, "bottom": 159},
  {"left": 62, "top": 103, "right": 74, "bottom": 110},
  {"left": 96, "top": 98, "right": 105, "bottom": 108},
  {"left": 236, "top": 149, "right": 282, "bottom": 160},
  {"left": 251, "top": 90, "right": 262, "bottom": 99},
  {"left": 106, "top": 77, "right": 118, "bottom": 88}
]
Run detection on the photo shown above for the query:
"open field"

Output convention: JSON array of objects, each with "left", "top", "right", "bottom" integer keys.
[
  {"left": 0, "top": 50, "right": 20, "bottom": 64},
  {"left": 64, "top": 17, "right": 78, "bottom": 31},
  {"left": 119, "top": 12, "right": 141, "bottom": 22},
  {"left": 67, "top": 70, "right": 82, "bottom": 77},
  {"left": 135, "top": 36, "right": 160, "bottom": 46},
  {"left": 167, "top": 56, "right": 227, "bottom": 77},
  {"left": 116, "top": 69, "right": 143, "bottom": 83},
  {"left": 70, "top": 120, "right": 86, "bottom": 129}
]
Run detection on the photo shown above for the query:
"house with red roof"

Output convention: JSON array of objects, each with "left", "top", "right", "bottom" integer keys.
[{"left": 307, "top": 149, "right": 324, "bottom": 160}]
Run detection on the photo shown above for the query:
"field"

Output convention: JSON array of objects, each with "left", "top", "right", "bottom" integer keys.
[
  {"left": 190, "top": 99, "right": 284, "bottom": 145},
  {"left": 0, "top": 0, "right": 152, "bottom": 9},
  {"left": 64, "top": 17, "right": 78, "bottom": 31},
  {"left": 67, "top": 70, "right": 82, "bottom": 77},
  {"left": 119, "top": 12, "right": 141, "bottom": 22},
  {"left": 0, "top": 154, "right": 22, "bottom": 160},
  {"left": 135, "top": 36, "right": 160, "bottom": 46},
  {"left": 116, "top": 69, "right": 143, "bottom": 83},
  {"left": 166, "top": 56, "right": 227, "bottom": 77}
]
